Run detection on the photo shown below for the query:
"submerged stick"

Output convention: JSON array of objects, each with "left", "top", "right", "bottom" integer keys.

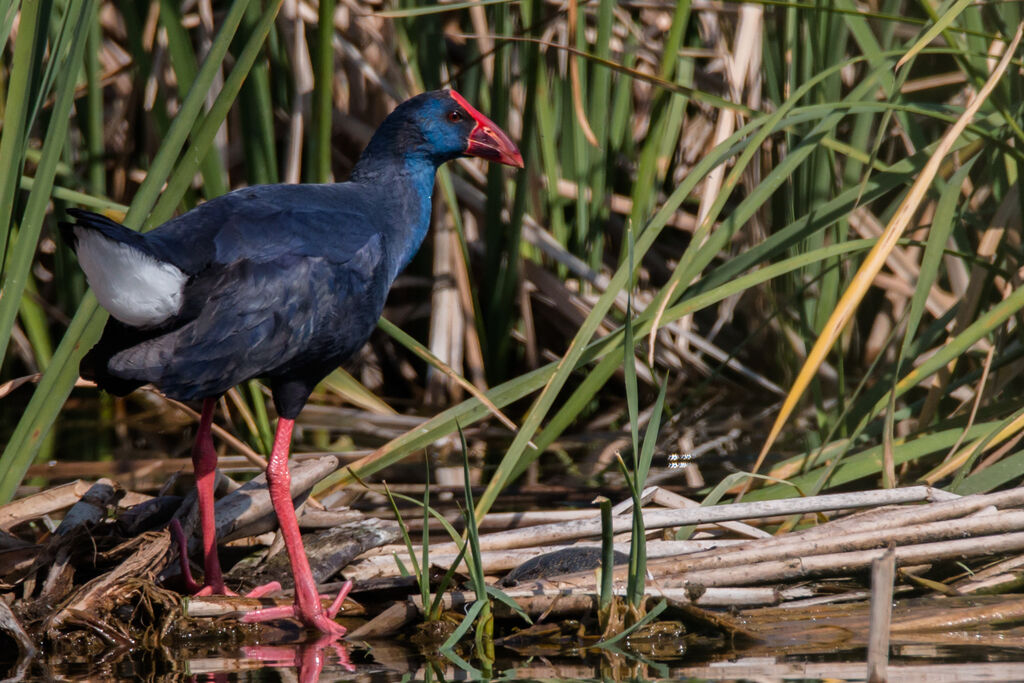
[{"left": 890, "top": 595, "right": 1024, "bottom": 632}]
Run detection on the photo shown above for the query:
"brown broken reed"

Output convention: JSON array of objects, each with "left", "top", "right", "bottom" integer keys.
[
  {"left": 44, "top": 531, "right": 172, "bottom": 636},
  {"left": 867, "top": 546, "right": 896, "bottom": 683},
  {"left": 952, "top": 551, "right": 1024, "bottom": 594}
]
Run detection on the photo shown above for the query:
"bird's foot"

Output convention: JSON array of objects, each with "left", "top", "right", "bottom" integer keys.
[
  {"left": 170, "top": 519, "right": 281, "bottom": 597},
  {"left": 240, "top": 580, "right": 352, "bottom": 637},
  {"left": 193, "top": 579, "right": 283, "bottom": 598}
]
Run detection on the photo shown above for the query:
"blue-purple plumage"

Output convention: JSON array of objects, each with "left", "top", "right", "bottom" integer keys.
[
  {"left": 59, "top": 88, "right": 523, "bottom": 636},
  {"left": 62, "top": 90, "right": 523, "bottom": 419}
]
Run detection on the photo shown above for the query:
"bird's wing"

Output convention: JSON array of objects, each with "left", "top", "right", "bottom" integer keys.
[
  {"left": 146, "top": 184, "right": 388, "bottom": 274},
  {"left": 106, "top": 233, "right": 389, "bottom": 401}
]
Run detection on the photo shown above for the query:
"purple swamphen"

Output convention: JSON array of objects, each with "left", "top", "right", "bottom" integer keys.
[{"left": 61, "top": 90, "right": 523, "bottom": 636}]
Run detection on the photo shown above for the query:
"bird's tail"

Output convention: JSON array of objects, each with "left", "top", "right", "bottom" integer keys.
[
  {"left": 59, "top": 208, "right": 143, "bottom": 250},
  {"left": 60, "top": 209, "right": 183, "bottom": 396},
  {"left": 60, "top": 209, "right": 187, "bottom": 329}
]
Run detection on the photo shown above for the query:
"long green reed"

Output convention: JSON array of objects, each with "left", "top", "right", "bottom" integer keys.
[{"left": 0, "top": 0, "right": 275, "bottom": 501}]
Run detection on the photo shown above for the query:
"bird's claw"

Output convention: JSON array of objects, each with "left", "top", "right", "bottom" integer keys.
[
  {"left": 239, "top": 580, "right": 352, "bottom": 637},
  {"left": 244, "top": 581, "right": 284, "bottom": 599},
  {"left": 193, "top": 579, "right": 282, "bottom": 598},
  {"left": 192, "top": 582, "right": 235, "bottom": 597}
]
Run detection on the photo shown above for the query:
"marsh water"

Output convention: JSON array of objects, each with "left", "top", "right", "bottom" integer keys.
[
  {"left": 7, "top": 403, "right": 1024, "bottom": 682},
  {"left": 19, "top": 637, "right": 1024, "bottom": 682}
]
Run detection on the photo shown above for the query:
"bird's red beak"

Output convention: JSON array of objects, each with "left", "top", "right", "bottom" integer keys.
[{"left": 450, "top": 89, "right": 524, "bottom": 169}]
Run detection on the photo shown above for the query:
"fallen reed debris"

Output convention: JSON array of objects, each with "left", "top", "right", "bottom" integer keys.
[
  {"left": 344, "top": 485, "right": 1024, "bottom": 641},
  {"left": 4, "top": 477, "right": 1024, "bottom": 661}
]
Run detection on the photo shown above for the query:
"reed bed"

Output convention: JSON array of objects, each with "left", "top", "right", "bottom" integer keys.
[
  {"left": 0, "top": 0, "right": 1023, "bottom": 669},
  {"left": 1, "top": 0, "right": 1021, "bottom": 503}
]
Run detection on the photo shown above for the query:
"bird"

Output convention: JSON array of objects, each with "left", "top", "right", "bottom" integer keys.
[{"left": 60, "top": 89, "right": 523, "bottom": 636}]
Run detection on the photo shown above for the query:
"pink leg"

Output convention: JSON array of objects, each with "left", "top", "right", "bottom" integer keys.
[
  {"left": 191, "top": 398, "right": 234, "bottom": 596},
  {"left": 178, "top": 398, "right": 280, "bottom": 598},
  {"left": 242, "top": 632, "right": 355, "bottom": 680},
  {"left": 170, "top": 518, "right": 203, "bottom": 593},
  {"left": 239, "top": 418, "right": 348, "bottom": 636},
  {"left": 173, "top": 517, "right": 281, "bottom": 597}
]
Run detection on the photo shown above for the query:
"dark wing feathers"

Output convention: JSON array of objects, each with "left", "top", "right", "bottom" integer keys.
[
  {"left": 59, "top": 186, "right": 385, "bottom": 275},
  {"left": 71, "top": 183, "right": 402, "bottom": 402},
  {"left": 106, "top": 234, "right": 389, "bottom": 401},
  {"left": 145, "top": 184, "right": 387, "bottom": 273}
]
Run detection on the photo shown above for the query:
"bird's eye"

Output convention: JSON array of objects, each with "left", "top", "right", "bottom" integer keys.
[{"left": 447, "top": 110, "right": 463, "bottom": 123}]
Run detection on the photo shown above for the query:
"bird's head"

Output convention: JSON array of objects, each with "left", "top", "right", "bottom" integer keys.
[
  {"left": 443, "top": 90, "right": 524, "bottom": 168},
  {"left": 360, "top": 90, "right": 524, "bottom": 171}
]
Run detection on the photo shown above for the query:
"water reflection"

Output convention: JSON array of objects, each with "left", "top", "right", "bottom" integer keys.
[
  {"left": 10, "top": 630, "right": 1024, "bottom": 681},
  {"left": 239, "top": 634, "right": 354, "bottom": 683}
]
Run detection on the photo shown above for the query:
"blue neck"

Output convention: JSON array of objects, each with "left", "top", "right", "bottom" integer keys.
[
  {"left": 393, "top": 155, "right": 437, "bottom": 277},
  {"left": 351, "top": 152, "right": 439, "bottom": 283}
]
